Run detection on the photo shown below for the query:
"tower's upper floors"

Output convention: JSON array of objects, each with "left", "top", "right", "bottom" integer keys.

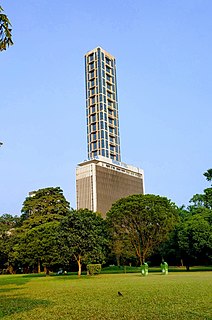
[{"left": 85, "top": 47, "right": 121, "bottom": 162}]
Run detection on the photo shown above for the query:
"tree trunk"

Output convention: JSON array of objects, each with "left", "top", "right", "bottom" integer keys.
[
  {"left": 38, "top": 259, "right": 41, "bottom": 273},
  {"left": 141, "top": 254, "right": 145, "bottom": 265},
  {"left": 44, "top": 265, "right": 49, "bottom": 275},
  {"left": 77, "top": 257, "right": 81, "bottom": 276},
  {"left": 116, "top": 255, "right": 120, "bottom": 267}
]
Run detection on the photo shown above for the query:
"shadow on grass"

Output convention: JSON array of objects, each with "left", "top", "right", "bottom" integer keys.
[
  {"left": 0, "top": 295, "right": 50, "bottom": 318},
  {"left": 0, "top": 287, "right": 24, "bottom": 294},
  {"left": 0, "top": 273, "right": 50, "bottom": 287},
  {"left": 0, "top": 276, "right": 32, "bottom": 287}
]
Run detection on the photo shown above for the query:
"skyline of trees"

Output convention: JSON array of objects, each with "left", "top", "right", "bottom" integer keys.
[{"left": 0, "top": 169, "right": 211, "bottom": 273}]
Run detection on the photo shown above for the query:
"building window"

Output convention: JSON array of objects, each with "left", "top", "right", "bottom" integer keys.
[
  {"left": 89, "top": 71, "right": 95, "bottom": 79},
  {"left": 90, "top": 88, "right": 95, "bottom": 96},
  {"left": 91, "top": 114, "right": 96, "bottom": 123},
  {"left": 100, "top": 121, "right": 104, "bottom": 129},
  {"left": 91, "top": 123, "right": 97, "bottom": 132},
  {"left": 107, "top": 83, "right": 112, "bottom": 91},
  {"left": 90, "top": 79, "right": 95, "bottom": 87},
  {"left": 106, "top": 66, "right": 111, "bottom": 73},
  {"left": 91, "top": 133, "right": 97, "bottom": 141},
  {"left": 92, "top": 142, "right": 97, "bottom": 150},
  {"left": 109, "top": 126, "right": 114, "bottom": 134},
  {"left": 90, "top": 97, "right": 96, "bottom": 104},
  {"left": 105, "top": 57, "right": 111, "bottom": 65},
  {"left": 106, "top": 74, "right": 111, "bottom": 82},
  {"left": 89, "top": 54, "right": 94, "bottom": 62},
  {"left": 89, "top": 62, "right": 95, "bottom": 71}
]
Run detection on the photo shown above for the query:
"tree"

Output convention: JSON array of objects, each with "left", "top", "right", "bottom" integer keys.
[
  {"left": 106, "top": 194, "right": 179, "bottom": 265},
  {"left": 203, "top": 169, "right": 212, "bottom": 185},
  {"left": 21, "top": 187, "right": 70, "bottom": 225},
  {"left": 0, "top": 6, "right": 13, "bottom": 51},
  {"left": 177, "top": 212, "right": 212, "bottom": 269},
  {"left": 0, "top": 214, "right": 20, "bottom": 271},
  {"left": 7, "top": 187, "right": 71, "bottom": 273},
  {"left": 60, "top": 209, "right": 108, "bottom": 276},
  {"left": 13, "top": 221, "right": 61, "bottom": 273}
]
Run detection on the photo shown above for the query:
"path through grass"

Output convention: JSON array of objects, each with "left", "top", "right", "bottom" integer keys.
[{"left": 0, "top": 272, "right": 211, "bottom": 319}]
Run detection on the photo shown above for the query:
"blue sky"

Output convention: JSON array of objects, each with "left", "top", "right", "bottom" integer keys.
[{"left": 1, "top": 0, "right": 211, "bottom": 215}]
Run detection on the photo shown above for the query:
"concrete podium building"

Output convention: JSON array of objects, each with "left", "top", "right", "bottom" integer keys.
[{"left": 76, "top": 47, "right": 144, "bottom": 217}]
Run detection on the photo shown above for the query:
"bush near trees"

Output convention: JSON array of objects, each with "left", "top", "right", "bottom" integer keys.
[{"left": 0, "top": 169, "right": 212, "bottom": 274}]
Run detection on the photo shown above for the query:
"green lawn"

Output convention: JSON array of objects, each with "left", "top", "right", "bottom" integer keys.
[{"left": 0, "top": 272, "right": 212, "bottom": 320}]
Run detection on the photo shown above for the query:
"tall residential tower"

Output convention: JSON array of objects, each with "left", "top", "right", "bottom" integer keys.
[
  {"left": 85, "top": 47, "right": 121, "bottom": 162},
  {"left": 76, "top": 47, "right": 144, "bottom": 217}
]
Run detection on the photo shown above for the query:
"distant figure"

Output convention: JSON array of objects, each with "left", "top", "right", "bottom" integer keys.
[{"left": 118, "top": 291, "right": 123, "bottom": 296}]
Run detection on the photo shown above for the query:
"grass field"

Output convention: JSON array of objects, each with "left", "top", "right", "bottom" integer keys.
[{"left": 0, "top": 272, "right": 212, "bottom": 320}]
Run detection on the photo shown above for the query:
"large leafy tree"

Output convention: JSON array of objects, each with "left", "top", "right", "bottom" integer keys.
[
  {"left": 0, "top": 6, "right": 13, "bottom": 51},
  {"left": 10, "top": 187, "right": 70, "bottom": 273},
  {"left": 13, "top": 221, "right": 61, "bottom": 273},
  {"left": 189, "top": 169, "right": 212, "bottom": 212},
  {"left": 106, "top": 194, "right": 178, "bottom": 265},
  {"left": 177, "top": 169, "right": 212, "bottom": 268},
  {"left": 21, "top": 187, "right": 70, "bottom": 225},
  {"left": 0, "top": 214, "right": 20, "bottom": 271},
  {"left": 177, "top": 212, "right": 212, "bottom": 269},
  {"left": 159, "top": 170, "right": 212, "bottom": 268},
  {"left": 60, "top": 209, "right": 109, "bottom": 276}
]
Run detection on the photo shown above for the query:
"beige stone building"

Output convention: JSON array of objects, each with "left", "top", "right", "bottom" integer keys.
[{"left": 76, "top": 156, "right": 144, "bottom": 218}]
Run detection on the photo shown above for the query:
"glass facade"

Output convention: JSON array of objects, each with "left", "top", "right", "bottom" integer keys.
[{"left": 85, "top": 47, "right": 121, "bottom": 161}]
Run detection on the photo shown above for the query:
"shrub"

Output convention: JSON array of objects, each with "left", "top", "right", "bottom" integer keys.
[{"left": 86, "top": 264, "right": 101, "bottom": 275}]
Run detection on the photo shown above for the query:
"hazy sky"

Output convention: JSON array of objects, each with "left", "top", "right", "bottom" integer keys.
[{"left": 1, "top": 0, "right": 211, "bottom": 215}]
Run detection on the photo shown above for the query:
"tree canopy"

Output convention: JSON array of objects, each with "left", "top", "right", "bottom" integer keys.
[
  {"left": 21, "top": 187, "right": 70, "bottom": 225},
  {"left": 0, "top": 6, "right": 13, "bottom": 51},
  {"left": 106, "top": 194, "right": 179, "bottom": 265},
  {"left": 177, "top": 212, "right": 212, "bottom": 268},
  {"left": 203, "top": 169, "right": 212, "bottom": 185},
  {"left": 60, "top": 209, "right": 108, "bottom": 276}
]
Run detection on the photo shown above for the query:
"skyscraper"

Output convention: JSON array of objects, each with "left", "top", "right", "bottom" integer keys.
[
  {"left": 85, "top": 47, "right": 121, "bottom": 162},
  {"left": 76, "top": 47, "right": 144, "bottom": 217}
]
